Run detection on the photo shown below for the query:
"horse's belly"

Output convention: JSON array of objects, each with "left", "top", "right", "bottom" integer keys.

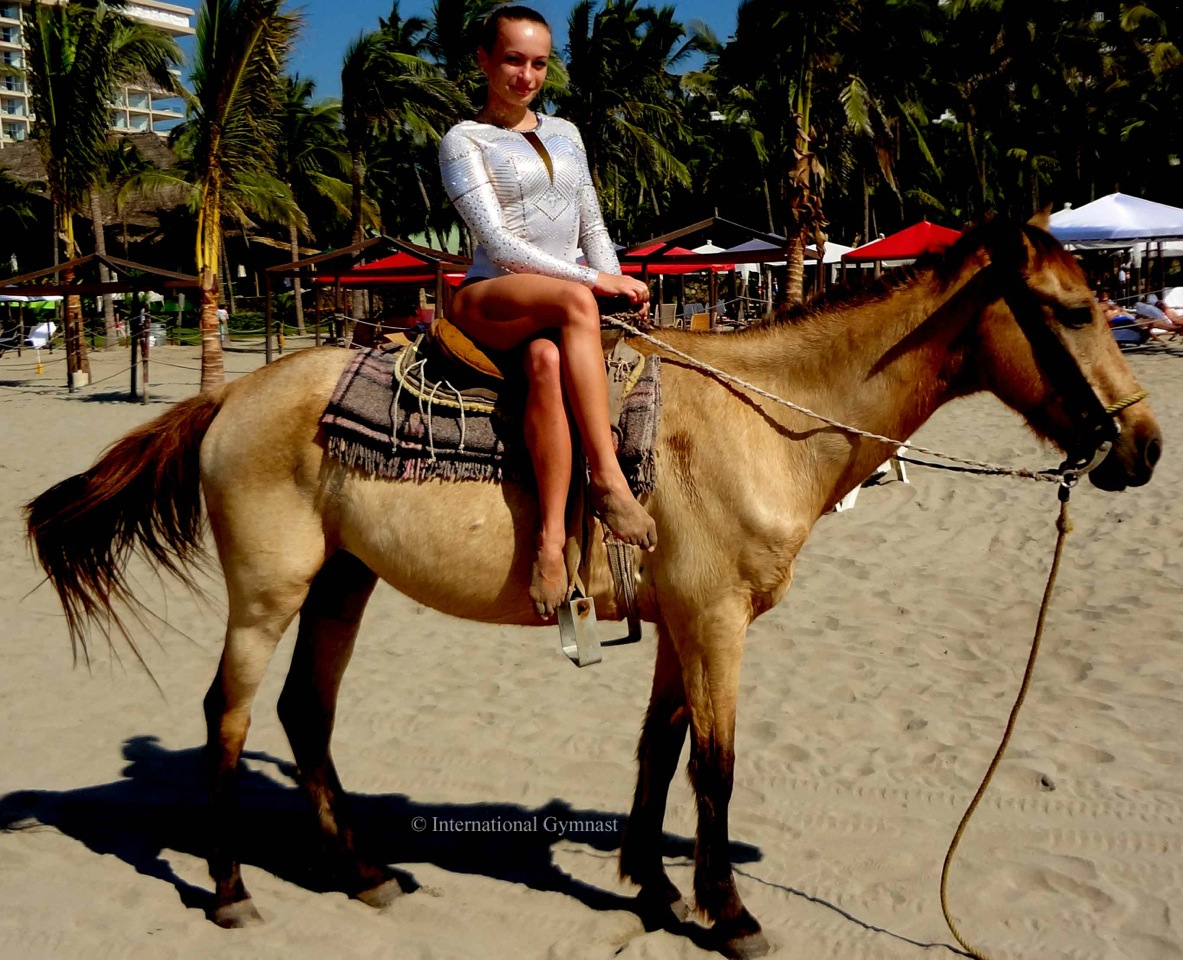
[{"left": 336, "top": 473, "right": 560, "bottom": 624}]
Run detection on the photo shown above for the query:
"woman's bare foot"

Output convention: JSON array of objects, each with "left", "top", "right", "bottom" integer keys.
[
  {"left": 530, "top": 540, "right": 569, "bottom": 619},
  {"left": 590, "top": 480, "right": 657, "bottom": 550}
]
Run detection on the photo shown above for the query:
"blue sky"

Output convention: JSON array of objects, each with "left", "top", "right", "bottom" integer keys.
[{"left": 267, "top": 0, "right": 739, "bottom": 99}]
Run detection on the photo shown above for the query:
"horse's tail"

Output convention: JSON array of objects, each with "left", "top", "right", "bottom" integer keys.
[{"left": 25, "top": 388, "right": 226, "bottom": 662}]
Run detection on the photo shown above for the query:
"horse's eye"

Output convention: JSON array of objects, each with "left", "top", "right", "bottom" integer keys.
[{"left": 1061, "top": 306, "right": 1094, "bottom": 329}]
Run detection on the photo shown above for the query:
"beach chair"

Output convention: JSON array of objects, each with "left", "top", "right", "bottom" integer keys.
[
  {"left": 833, "top": 448, "right": 910, "bottom": 513},
  {"left": 685, "top": 302, "right": 708, "bottom": 331},
  {"left": 654, "top": 302, "right": 676, "bottom": 328},
  {"left": 1109, "top": 316, "right": 1149, "bottom": 347}
]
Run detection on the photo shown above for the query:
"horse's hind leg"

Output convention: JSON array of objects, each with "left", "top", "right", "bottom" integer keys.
[
  {"left": 620, "top": 621, "right": 692, "bottom": 925},
  {"left": 203, "top": 537, "right": 323, "bottom": 927},
  {"left": 276, "top": 551, "right": 401, "bottom": 907}
]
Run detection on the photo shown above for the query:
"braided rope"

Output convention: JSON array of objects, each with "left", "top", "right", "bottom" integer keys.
[
  {"left": 603, "top": 315, "right": 1147, "bottom": 483},
  {"left": 1104, "top": 390, "right": 1149, "bottom": 416}
]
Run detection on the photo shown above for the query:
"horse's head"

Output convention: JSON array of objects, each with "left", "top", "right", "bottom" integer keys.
[{"left": 967, "top": 214, "right": 1161, "bottom": 490}]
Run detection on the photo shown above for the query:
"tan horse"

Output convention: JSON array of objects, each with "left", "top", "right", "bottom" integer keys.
[{"left": 26, "top": 217, "right": 1161, "bottom": 958}]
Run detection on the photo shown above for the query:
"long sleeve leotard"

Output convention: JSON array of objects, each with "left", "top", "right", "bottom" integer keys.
[{"left": 438, "top": 115, "right": 621, "bottom": 286}]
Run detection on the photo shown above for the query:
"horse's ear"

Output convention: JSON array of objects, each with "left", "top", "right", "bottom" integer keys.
[
  {"left": 1027, "top": 206, "right": 1053, "bottom": 231},
  {"left": 982, "top": 217, "right": 1032, "bottom": 274}
]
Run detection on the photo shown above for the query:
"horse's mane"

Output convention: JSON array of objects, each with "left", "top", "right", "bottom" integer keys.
[{"left": 742, "top": 217, "right": 1061, "bottom": 336}]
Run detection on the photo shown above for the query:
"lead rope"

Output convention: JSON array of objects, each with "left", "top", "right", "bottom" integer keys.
[{"left": 940, "top": 389, "right": 1149, "bottom": 960}]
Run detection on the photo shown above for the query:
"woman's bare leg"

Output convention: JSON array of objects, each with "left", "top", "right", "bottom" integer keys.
[
  {"left": 451, "top": 274, "right": 656, "bottom": 548},
  {"left": 522, "top": 337, "right": 571, "bottom": 617}
]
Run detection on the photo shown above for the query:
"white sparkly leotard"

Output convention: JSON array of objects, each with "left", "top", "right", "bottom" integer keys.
[{"left": 438, "top": 115, "right": 621, "bottom": 286}]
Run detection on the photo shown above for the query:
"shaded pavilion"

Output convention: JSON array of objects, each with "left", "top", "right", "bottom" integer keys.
[
  {"left": 840, "top": 220, "right": 962, "bottom": 280},
  {"left": 0, "top": 253, "right": 200, "bottom": 397},
  {"left": 619, "top": 217, "right": 816, "bottom": 326},
  {"left": 265, "top": 236, "right": 471, "bottom": 356}
]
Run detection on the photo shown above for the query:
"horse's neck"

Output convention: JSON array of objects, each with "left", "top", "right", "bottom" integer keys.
[{"left": 716, "top": 269, "right": 980, "bottom": 444}]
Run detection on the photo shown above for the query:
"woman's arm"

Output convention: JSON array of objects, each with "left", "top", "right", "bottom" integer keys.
[
  {"left": 439, "top": 128, "right": 599, "bottom": 286},
  {"left": 567, "top": 125, "right": 622, "bottom": 278}
]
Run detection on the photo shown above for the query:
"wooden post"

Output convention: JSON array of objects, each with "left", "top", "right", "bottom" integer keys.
[
  {"left": 335, "top": 277, "right": 343, "bottom": 343},
  {"left": 264, "top": 273, "right": 274, "bottom": 363},
  {"left": 17, "top": 303, "right": 23, "bottom": 358},
  {"left": 129, "top": 299, "right": 139, "bottom": 400},
  {"left": 314, "top": 283, "right": 322, "bottom": 346},
  {"left": 435, "top": 263, "right": 444, "bottom": 319},
  {"left": 708, "top": 270, "right": 717, "bottom": 328},
  {"left": 140, "top": 301, "right": 149, "bottom": 405}
]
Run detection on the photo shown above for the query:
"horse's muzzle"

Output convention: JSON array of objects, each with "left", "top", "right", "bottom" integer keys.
[{"left": 1088, "top": 419, "right": 1162, "bottom": 491}]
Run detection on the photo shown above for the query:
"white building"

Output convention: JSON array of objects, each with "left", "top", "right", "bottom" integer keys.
[{"left": 0, "top": 0, "right": 194, "bottom": 146}]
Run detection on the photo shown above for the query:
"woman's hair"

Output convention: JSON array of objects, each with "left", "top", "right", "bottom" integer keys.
[{"left": 478, "top": 4, "right": 550, "bottom": 52}]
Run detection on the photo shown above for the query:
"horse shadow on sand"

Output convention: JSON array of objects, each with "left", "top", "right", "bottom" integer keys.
[
  {"left": 0, "top": 736, "right": 966, "bottom": 956},
  {"left": 0, "top": 735, "right": 749, "bottom": 948}
]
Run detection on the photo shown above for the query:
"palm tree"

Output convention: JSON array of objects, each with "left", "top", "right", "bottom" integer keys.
[
  {"left": 341, "top": 21, "right": 465, "bottom": 250},
  {"left": 341, "top": 6, "right": 467, "bottom": 321},
  {"left": 276, "top": 76, "right": 351, "bottom": 334},
  {"left": 421, "top": 0, "right": 496, "bottom": 105},
  {"left": 180, "top": 0, "right": 301, "bottom": 392},
  {"left": 562, "top": 0, "right": 697, "bottom": 236},
  {"left": 90, "top": 139, "right": 154, "bottom": 346},
  {"left": 23, "top": 0, "right": 180, "bottom": 382}
]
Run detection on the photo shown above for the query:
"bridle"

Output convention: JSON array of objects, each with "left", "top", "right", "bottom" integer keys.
[{"left": 995, "top": 267, "right": 1145, "bottom": 483}]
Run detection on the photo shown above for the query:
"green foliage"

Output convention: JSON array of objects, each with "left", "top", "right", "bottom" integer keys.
[{"left": 23, "top": 0, "right": 181, "bottom": 255}]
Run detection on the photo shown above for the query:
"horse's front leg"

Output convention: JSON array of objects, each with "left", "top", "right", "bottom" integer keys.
[
  {"left": 620, "top": 620, "right": 692, "bottom": 925},
  {"left": 682, "top": 608, "right": 770, "bottom": 960}
]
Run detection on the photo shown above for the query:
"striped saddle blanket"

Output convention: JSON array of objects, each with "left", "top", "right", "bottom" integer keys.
[{"left": 319, "top": 339, "right": 661, "bottom": 493}]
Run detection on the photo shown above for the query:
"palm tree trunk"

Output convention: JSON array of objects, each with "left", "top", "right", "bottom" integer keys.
[
  {"left": 413, "top": 164, "right": 439, "bottom": 249},
  {"left": 90, "top": 190, "right": 117, "bottom": 348},
  {"left": 59, "top": 209, "right": 90, "bottom": 388},
  {"left": 785, "top": 233, "right": 806, "bottom": 307},
  {"left": 350, "top": 145, "right": 366, "bottom": 322},
  {"left": 220, "top": 234, "right": 237, "bottom": 315},
  {"left": 197, "top": 189, "right": 225, "bottom": 393},
  {"left": 289, "top": 221, "right": 306, "bottom": 335}
]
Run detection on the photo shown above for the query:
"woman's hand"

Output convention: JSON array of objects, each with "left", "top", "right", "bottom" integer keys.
[{"left": 593, "top": 272, "right": 650, "bottom": 306}]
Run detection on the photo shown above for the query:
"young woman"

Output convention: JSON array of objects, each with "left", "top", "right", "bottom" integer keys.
[{"left": 439, "top": 5, "right": 656, "bottom": 619}]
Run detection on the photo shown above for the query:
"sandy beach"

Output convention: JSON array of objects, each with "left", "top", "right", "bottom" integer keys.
[{"left": 0, "top": 338, "right": 1180, "bottom": 960}]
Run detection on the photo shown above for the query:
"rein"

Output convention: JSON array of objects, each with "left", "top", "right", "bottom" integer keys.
[{"left": 602, "top": 305, "right": 1150, "bottom": 960}]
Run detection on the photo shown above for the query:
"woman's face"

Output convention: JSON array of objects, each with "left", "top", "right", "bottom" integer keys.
[{"left": 478, "top": 19, "right": 551, "bottom": 111}]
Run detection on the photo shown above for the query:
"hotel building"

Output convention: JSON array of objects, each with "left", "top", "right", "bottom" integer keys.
[{"left": 0, "top": 0, "right": 194, "bottom": 146}]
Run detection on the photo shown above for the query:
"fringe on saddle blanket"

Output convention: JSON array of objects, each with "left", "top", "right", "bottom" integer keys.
[{"left": 320, "top": 344, "right": 661, "bottom": 494}]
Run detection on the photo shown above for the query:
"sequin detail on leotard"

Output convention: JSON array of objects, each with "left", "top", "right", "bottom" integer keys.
[{"left": 438, "top": 115, "right": 621, "bottom": 287}]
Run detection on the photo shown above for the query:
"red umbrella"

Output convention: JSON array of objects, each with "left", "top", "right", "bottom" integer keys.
[
  {"left": 620, "top": 243, "right": 734, "bottom": 275},
  {"left": 841, "top": 221, "right": 962, "bottom": 263}
]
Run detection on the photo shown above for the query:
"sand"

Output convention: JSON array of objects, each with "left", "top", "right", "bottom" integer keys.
[{"left": 0, "top": 339, "right": 1180, "bottom": 960}]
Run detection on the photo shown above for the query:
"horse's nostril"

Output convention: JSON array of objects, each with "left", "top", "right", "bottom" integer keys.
[{"left": 1146, "top": 437, "right": 1162, "bottom": 469}]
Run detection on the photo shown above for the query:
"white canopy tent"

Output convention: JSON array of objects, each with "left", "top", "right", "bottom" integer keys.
[{"left": 1048, "top": 193, "right": 1183, "bottom": 244}]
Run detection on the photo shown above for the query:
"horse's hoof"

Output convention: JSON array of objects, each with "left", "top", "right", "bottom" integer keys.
[
  {"left": 636, "top": 883, "right": 691, "bottom": 930},
  {"left": 720, "top": 929, "right": 771, "bottom": 960},
  {"left": 354, "top": 878, "right": 406, "bottom": 910},
  {"left": 211, "top": 898, "right": 263, "bottom": 928}
]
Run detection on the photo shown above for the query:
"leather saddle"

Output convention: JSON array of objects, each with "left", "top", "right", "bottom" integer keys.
[{"left": 417, "top": 293, "right": 645, "bottom": 418}]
